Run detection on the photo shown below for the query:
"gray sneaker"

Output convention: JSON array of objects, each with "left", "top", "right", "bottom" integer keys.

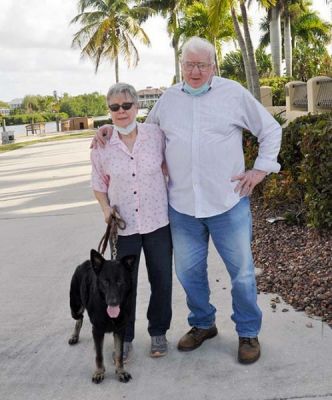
[
  {"left": 150, "top": 335, "right": 168, "bottom": 358},
  {"left": 112, "top": 341, "right": 133, "bottom": 364}
]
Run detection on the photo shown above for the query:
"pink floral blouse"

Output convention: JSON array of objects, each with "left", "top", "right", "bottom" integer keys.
[{"left": 91, "top": 123, "right": 169, "bottom": 235}]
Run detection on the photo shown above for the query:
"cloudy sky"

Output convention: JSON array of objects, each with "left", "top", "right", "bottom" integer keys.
[{"left": 0, "top": 0, "right": 330, "bottom": 102}]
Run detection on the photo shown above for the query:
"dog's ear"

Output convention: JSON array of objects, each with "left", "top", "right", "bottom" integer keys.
[
  {"left": 120, "top": 255, "right": 136, "bottom": 269},
  {"left": 90, "top": 249, "right": 105, "bottom": 275}
]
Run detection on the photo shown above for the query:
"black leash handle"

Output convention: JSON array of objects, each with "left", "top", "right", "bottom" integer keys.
[{"left": 98, "top": 206, "right": 126, "bottom": 257}]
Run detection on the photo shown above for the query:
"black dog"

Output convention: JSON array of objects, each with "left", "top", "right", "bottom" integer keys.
[{"left": 68, "top": 249, "right": 136, "bottom": 383}]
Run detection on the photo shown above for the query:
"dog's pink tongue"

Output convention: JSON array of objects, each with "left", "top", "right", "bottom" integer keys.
[{"left": 107, "top": 305, "right": 120, "bottom": 318}]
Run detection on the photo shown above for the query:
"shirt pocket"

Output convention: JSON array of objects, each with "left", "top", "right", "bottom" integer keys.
[
  {"left": 138, "top": 142, "right": 163, "bottom": 176},
  {"left": 108, "top": 152, "right": 131, "bottom": 182}
]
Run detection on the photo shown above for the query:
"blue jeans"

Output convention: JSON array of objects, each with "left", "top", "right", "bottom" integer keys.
[{"left": 169, "top": 197, "right": 262, "bottom": 338}]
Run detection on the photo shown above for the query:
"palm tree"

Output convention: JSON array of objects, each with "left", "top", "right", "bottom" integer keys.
[
  {"left": 268, "top": 0, "right": 308, "bottom": 76},
  {"left": 283, "top": 1, "right": 293, "bottom": 76},
  {"left": 239, "top": 0, "right": 264, "bottom": 100},
  {"left": 269, "top": 2, "right": 282, "bottom": 76},
  {"left": 229, "top": 5, "right": 254, "bottom": 93},
  {"left": 71, "top": 0, "right": 152, "bottom": 82},
  {"left": 260, "top": 2, "right": 331, "bottom": 76},
  {"left": 210, "top": 0, "right": 275, "bottom": 100},
  {"left": 208, "top": 0, "right": 253, "bottom": 92},
  {"left": 220, "top": 48, "right": 272, "bottom": 81},
  {"left": 137, "top": 0, "right": 192, "bottom": 83},
  {"left": 292, "top": 10, "right": 332, "bottom": 45},
  {"left": 178, "top": 1, "right": 236, "bottom": 75}
]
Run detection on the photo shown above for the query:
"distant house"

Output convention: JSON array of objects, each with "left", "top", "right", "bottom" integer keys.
[
  {"left": 137, "top": 87, "right": 165, "bottom": 108},
  {"left": 9, "top": 98, "right": 23, "bottom": 110},
  {"left": 0, "top": 107, "right": 10, "bottom": 116},
  {"left": 61, "top": 116, "right": 94, "bottom": 132}
]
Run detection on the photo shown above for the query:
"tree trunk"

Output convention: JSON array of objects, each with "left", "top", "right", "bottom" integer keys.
[
  {"left": 213, "top": 38, "right": 221, "bottom": 76},
  {"left": 173, "top": 37, "right": 181, "bottom": 83},
  {"left": 240, "top": 1, "right": 261, "bottom": 101},
  {"left": 115, "top": 56, "right": 119, "bottom": 83},
  {"left": 270, "top": 6, "right": 282, "bottom": 76},
  {"left": 231, "top": 7, "right": 253, "bottom": 94},
  {"left": 284, "top": 10, "right": 292, "bottom": 77}
]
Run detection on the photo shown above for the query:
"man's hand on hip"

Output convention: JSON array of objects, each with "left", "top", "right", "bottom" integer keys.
[
  {"left": 231, "top": 169, "right": 267, "bottom": 197},
  {"left": 90, "top": 124, "right": 113, "bottom": 149}
]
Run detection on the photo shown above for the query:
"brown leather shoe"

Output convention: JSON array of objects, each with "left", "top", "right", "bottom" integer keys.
[
  {"left": 177, "top": 325, "right": 218, "bottom": 352},
  {"left": 238, "top": 337, "right": 260, "bottom": 364}
]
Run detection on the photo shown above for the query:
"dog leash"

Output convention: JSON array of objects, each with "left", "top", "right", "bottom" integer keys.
[{"left": 98, "top": 205, "right": 126, "bottom": 259}]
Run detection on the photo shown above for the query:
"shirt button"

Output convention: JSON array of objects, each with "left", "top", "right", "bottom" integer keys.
[
  {"left": 134, "top": 191, "right": 137, "bottom": 194},
  {"left": 132, "top": 173, "right": 135, "bottom": 177},
  {"left": 131, "top": 157, "right": 134, "bottom": 160},
  {"left": 135, "top": 209, "right": 138, "bottom": 212}
]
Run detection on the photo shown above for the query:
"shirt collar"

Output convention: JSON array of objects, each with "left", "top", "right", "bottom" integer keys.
[{"left": 108, "top": 122, "right": 148, "bottom": 146}]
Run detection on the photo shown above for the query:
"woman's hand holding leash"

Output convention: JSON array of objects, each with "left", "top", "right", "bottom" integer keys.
[{"left": 98, "top": 205, "right": 126, "bottom": 258}]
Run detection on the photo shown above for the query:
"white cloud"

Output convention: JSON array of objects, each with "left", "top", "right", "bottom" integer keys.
[
  {"left": 0, "top": 0, "right": 174, "bottom": 101},
  {"left": 0, "top": 0, "right": 330, "bottom": 102}
]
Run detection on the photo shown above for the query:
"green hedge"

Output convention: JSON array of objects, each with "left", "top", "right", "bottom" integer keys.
[
  {"left": 299, "top": 115, "right": 332, "bottom": 229},
  {"left": 1, "top": 112, "right": 68, "bottom": 125},
  {"left": 245, "top": 112, "right": 332, "bottom": 230},
  {"left": 259, "top": 77, "right": 292, "bottom": 106},
  {"left": 94, "top": 118, "right": 112, "bottom": 129},
  {"left": 93, "top": 115, "right": 147, "bottom": 129}
]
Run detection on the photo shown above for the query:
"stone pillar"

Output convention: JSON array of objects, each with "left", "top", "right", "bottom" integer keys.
[
  {"left": 260, "top": 86, "right": 273, "bottom": 107},
  {"left": 307, "top": 76, "right": 332, "bottom": 113}
]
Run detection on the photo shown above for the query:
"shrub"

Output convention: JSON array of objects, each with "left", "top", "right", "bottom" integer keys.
[
  {"left": 137, "top": 116, "right": 147, "bottom": 123},
  {"left": 94, "top": 118, "right": 111, "bottom": 129},
  {"left": 272, "top": 111, "right": 287, "bottom": 126},
  {"left": 2, "top": 112, "right": 68, "bottom": 125},
  {"left": 299, "top": 114, "right": 332, "bottom": 229},
  {"left": 259, "top": 77, "right": 292, "bottom": 106},
  {"left": 243, "top": 130, "right": 258, "bottom": 170},
  {"left": 243, "top": 111, "right": 283, "bottom": 171},
  {"left": 93, "top": 115, "right": 147, "bottom": 129},
  {"left": 263, "top": 171, "right": 305, "bottom": 224},
  {"left": 260, "top": 112, "right": 332, "bottom": 230}
]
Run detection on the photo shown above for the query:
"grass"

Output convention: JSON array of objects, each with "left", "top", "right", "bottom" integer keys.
[{"left": 0, "top": 131, "right": 95, "bottom": 153}]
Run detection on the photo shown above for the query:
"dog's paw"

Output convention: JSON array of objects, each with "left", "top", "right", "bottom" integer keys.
[
  {"left": 92, "top": 368, "right": 105, "bottom": 384},
  {"left": 68, "top": 335, "right": 79, "bottom": 345},
  {"left": 116, "top": 370, "right": 132, "bottom": 383}
]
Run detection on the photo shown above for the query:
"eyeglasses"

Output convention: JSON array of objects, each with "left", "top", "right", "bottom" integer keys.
[
  {"left": 182, "top": 62, "right": 213, "bottom": 72},
  {"left": 108, "top": 102, "right": 134, "bottom": 112}
]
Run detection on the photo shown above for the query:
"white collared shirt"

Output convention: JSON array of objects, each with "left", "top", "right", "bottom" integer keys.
[{"left": 146, "top": 76, "right": 282, "bottom": 218}]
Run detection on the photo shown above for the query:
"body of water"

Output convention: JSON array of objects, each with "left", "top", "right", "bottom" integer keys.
[
  {"left": 4, "top": 121, "right": 57, "bottom": 136},
  {"left": 3, "top": 109, "right": 148, "bottom": 137}
]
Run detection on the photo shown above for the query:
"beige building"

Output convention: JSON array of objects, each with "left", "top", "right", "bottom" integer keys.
[
  {"left": 0, "top": 107, "right": 10, "bottom": 116},
  {"left": 61, "top": 117, "right": 94, "bottom": 131},
  {"left": 9, "top": 98, "right": 23, "bottom": 110},
  {"left": 137, "top": 87, "right": 164, "bottom": 108}
]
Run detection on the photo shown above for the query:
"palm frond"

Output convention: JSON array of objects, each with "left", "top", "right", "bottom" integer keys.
[{"left": 71, "top": 0, "right": 152, "bottom": 78}]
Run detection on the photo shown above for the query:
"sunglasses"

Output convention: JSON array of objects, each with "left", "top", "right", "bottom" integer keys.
[{"left": 108, "top": 102, "right": 134, "bottom": 112}]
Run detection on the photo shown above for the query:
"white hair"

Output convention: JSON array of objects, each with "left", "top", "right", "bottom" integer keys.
[
  {"left": 181, "top": 37, "right": 215, "bottom": 63},
  {"left": 106, "top": 82, "right": 138, "bottom": 104}
]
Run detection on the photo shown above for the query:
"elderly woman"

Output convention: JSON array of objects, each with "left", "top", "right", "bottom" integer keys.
[{"left": 90, "top": 83, "right": 172, "bottom": 361}]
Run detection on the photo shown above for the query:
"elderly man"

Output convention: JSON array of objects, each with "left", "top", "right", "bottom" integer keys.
[{"left": 95, "top": 36, "right": 282, "bottom": 364}]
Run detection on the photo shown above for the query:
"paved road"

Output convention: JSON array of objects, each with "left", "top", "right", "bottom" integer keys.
[{"left": 0, "top": 138, "right": 331, "bottom": 400}]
